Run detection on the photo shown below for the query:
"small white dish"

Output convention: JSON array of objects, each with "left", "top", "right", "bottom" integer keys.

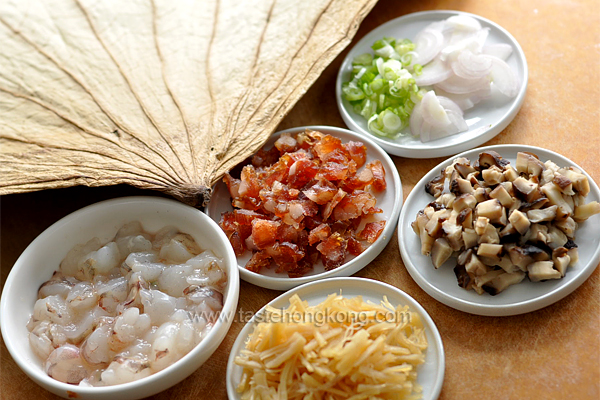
[
  {"left": 0, "top": 197, "right": 240, "bottom": 400},
  {"left": 226, "top": 277, "right": 445, "bottom": 400},
  {"left": 336, "top": 10, "right": 528, "bottom": 158},
  {"left": 398, "top": 145, "right": 600, "bottom": 316},
  {"left": 206, "top": 125, "right": 403, "bottom": 291}
]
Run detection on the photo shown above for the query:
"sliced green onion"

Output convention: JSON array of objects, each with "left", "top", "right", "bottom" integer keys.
[
  {"left": 400, "top": 53, "right": 412, "bottom": 66},
  {"left": 381, "top": 109, "right": 402, "bottom": 132},
  {"left": 413, "top": 64, "right": 423, "bottom": 76},
  {"left": 342, "top": 85, "right": 365, "bottom": 101},
  {"left": 352, "top": 53, "right": 373, "bottom": 66},
  {"left": 342, "top": 35, "right": 420, "bottom": 138}
]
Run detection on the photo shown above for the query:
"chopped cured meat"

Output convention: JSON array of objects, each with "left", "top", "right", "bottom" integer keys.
[
  {"left": 252, "top": 219, "right": 281, "bottom": 249},
  {"left": 303, "top": 179, "right": 338, "bottom": 205},
  {"left": 239, "top": 166, "right": 261, "bottom": 198},
  {"left": 333, "top": 191, "right": 379, "bottom": 221},
  {"left": 343, "top": 141, "right": 367, "bottom": 168},
  {"left": 317, "top": 233, "right": 347, "bottom": 270},
  {"left": 218, "top": 129, "right": 388, "bottom": 277},
  {"left": 274, "top": 133, "right": 298, "bottom": 153},
  {"left": 318, "top": 161, "right": 353, "bottom": 181},
  {"left": 252, "top": 145, "right": 280, "bottom": 168},
  {"left": 358, "top": 221, "right": 387, "bottom": 243},
  {"left": 347, "top": 237, "right": 365, "bottom": 256},
  {"left": 343, "top": 167, "right": 374, "bottom": 191},
  {"left": 308, "top": 224, "right": 332, "bottom": 245},
  {"left": 277, "top": 224, "right": 300, "bottom": 243},
  {"left": 227, "top": 231, "right": 246, "bottom": 256},
  {"left": 313, "top": 134, "right": 344, "bottom": 160},
  {"left": 266, "top": 242, "right": 305, "bottom": 272},
  {"left": 260, "top": 157, "right": 290, "bottom": 186},
  {"left": 288, "top": 158, "right": 319, "bottom": 188},
  {"left": 322, "top": 189, "right": 347, "bottom": 220},
  {"left": 223, "top": 173, "right": 241, "bottom": 198},
  {"left": 367, "top": 160, "right": 387, "bottom": 191},
  {"left": 246, "top": 251, "right": 272, "bottom": 273}
]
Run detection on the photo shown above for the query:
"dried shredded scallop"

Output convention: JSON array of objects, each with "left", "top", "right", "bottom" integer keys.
[{"left": 235, "top": 293, "right": 428, "bottom": 399}]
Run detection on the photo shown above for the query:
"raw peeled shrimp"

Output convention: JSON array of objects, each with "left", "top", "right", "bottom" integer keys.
[
  {"left": 28, "top": 222, "right": 227, "bottom": 386},
  {"left": 45, "top": 344, "right": 89, "bottom": 384}
]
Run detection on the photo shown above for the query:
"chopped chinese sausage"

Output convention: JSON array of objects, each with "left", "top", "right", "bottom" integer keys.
[
  {"left": 251, "top": 219, "right": 280, "bottom": 249},
  {"left": 347, "top": 237, "right": 365, "bottom": 255},
  {"left": 218, "top": 129, "right": 388, "bottom": 277},
  {"left": 358, "top": 221, "right": 387, "bottom": 243},
  {"left": 246, "top": 251, "right": 272, "bottom": 273},
  {"left": 251, "top": 145, "right": 280, "bottom": 168},
  {"left": 274, "top": 133, "right": 298, "bottom": 153},
  {"left": 317, "top": 233, "right": 347, "bottom": 270},
  {"left": 333, "top": 191, "right": 380, "bottom": 221},
  {"left": 308, "top": 224, "right": 332, "bottom": 245},
  {"left": 303, "top": 178, "right": 338, "bottom": 205},
  {"left": 288, "top": 158, "right": 319, "bottom": 188},
  {"left": 343, "top": 141, "right": 368, "bottom": 168},
  {"left": 367, "top": 160, "right": 387, "bottom": 191}
]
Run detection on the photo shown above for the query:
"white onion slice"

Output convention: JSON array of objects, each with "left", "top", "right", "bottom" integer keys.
[
  {"left": 482, "top": 43, "right": 513, "bottom": 60},
  {"left": 437, "top": 96, "right": 464, "bottom": 117},
  {"left": 410, "top": 93, "right": 468, "bottom": 142},
  {"left": 414, "top": 57, "right": 453, "bottom": 86},
  {"left": 451, "top": 49, "right": 493, "bottom": 79},
  {"left": 445, "top": 15, "right": 482, "bottom": 32},
  {"left": 489, "top": 56, "right": 519, "bottom": 97},
  {"left": 409, "top": 101, "right": 424, "bottom": 138},
  {"left": 435, "top": 87, "right": 491, "bottom": 110},
  {"left": 441, "top": 28, "right": 489, "bottom": 61},
  {"left": 435, "top": 73, "right": 490, "bottom": 94},
  {"left": 423, "top": 20, "right": 447, "bottom": 32},
  {"left": 437, "top": 96, "right": 468, "bottom": 138},
  {"left": 421, "top": 91, "right": 451, "bottom": 128},
  {"left": 412, "top": 28, "right": 445, "bottom": 66}
]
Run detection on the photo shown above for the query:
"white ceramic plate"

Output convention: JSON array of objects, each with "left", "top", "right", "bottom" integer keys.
[
  {"left": 206, "top": 126, "right": 403, "bottom": 291},
  {"left": 226, "top": 277, "right": 445, "bottom": 400},
  {"left": 0, "top": 197, "right": 239, "bottom": 400},
  {"left": 336, "top": 10, "right": 528, "bottom": 158},
  {"left": 398, "top": 145, "right": 600, "bottom": 316}
]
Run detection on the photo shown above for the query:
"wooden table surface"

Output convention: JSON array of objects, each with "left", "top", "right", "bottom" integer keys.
[{"left": 2, "top": 0, "right": 599, "bottom": 399}]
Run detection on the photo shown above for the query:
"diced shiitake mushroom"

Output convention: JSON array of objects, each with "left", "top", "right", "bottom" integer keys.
[
  {"left": 508, "top": 210, "right": 530, "bottom": 235},
  {"left": 528, "top": 261, "right": 562, "bottom": 282},
  {"left": 413, "top": 150, "right": 600, "bottom": 295},
  {"left": 431, "top": 238, "right": 453, "bottom": 268}
]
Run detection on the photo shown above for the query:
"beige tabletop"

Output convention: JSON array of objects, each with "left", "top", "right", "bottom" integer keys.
[{"left": 1, "top": 0, "right": 599, "bottom": 399}]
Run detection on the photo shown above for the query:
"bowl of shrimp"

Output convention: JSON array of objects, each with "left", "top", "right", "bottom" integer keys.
[{"left": 0, "top": 196, "right": 240, "bottom": 400}]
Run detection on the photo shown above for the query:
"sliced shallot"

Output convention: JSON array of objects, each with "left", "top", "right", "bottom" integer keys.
[
  {"left": 445, "top": 15, "right": 482, "bottom": 32},
  {"left": 489, "top": 56, "right": 519, "bottom": 97},
  {"left": 451, "top": 49, "right": 493, "bottom": 79},
  {"left": 434, "top": 87, "right": 491, "bottom": 111},
  {"left": 421, "top": 91, "right": 451, "bottom": 127},
  {"left": 411, "top": 92, "right": 468, "bottom": 142},
  {"left": 435, "top": 73, "right": 491, "bottom": 94},
  {"left": 414, "top": 57, "right": 453, "bottom": 86},
  {"left": 412, "top": 28, "right": 445, "bottom": 66},
  {"left": 441, "top": 28, "right": 489, "bottom": 62},
  {"left": 482, "top": 43, "right": 513, "bottom": 60}
]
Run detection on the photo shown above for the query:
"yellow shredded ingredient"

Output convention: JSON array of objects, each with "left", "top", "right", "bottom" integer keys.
[{"left": 235, "top": 292, "right": 428, "bottom": 399}]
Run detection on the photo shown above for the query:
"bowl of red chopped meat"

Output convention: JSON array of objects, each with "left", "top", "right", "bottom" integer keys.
[{"left": 206, "top": 126, "right": 402, "bottom": 290}]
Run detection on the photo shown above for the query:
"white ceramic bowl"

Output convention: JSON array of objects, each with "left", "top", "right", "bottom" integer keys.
[
  {"left": 336, "top": 10, "right": 528, "bottom": 158},
  {"left": 398, "top": 145, "right": 600, "bottom": 316},
  {"left": 226, "top": 277, "right": 445, "bottom": 400},
  {"left": 206, "top": 125, "right": 403, "bottom": 291},
  {"left": 0, "top": 196, "right": 240, "bottom": 400}
]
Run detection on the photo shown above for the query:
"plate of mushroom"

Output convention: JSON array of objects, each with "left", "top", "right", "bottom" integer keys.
[{"left": 398, "top": 144, "right": 600, "bottom": 316}]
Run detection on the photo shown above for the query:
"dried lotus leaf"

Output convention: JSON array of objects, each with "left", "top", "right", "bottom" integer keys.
[{"left": 0, "top": 0, "right": 377, "bottom": 206}]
